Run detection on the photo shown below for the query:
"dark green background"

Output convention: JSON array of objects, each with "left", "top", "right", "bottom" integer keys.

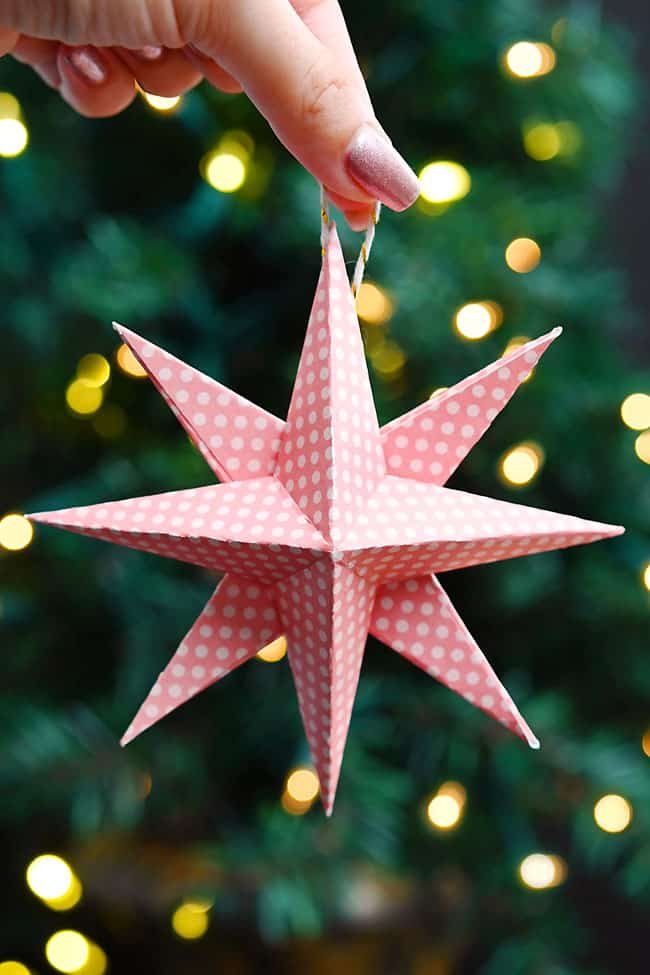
[{"left": 1, "top": 1, "right": 649, "bottom": 971}]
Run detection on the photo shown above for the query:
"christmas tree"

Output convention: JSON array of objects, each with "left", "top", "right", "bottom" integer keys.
[{"left": 1, "top": 1, "right": 649, "bottom": 972}]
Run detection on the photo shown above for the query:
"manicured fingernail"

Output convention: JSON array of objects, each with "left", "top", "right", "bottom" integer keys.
[
  {"left": 67, "top": 47, "right": 107, "bottom": 85},
  {"left": 134, "top": 46, "right": 164, "bottom": 61},
  {"left": 344, "top": 124, "right": 420, "bottom": 212}
]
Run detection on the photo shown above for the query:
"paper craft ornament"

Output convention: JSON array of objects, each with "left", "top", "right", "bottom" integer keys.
[{"left": 29, "top": 225, "right": 622, "bottom": 814}]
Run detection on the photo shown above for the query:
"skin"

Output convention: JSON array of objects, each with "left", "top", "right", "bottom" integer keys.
[{"left": 0, "top": 0, "right": 408, "bottom": 228}]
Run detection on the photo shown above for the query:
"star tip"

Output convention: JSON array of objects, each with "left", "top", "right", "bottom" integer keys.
[
  {"left": 120, "top": 730, "right": 135, "bottom": 747},
  {"left": 551, "top": 325, "right": 564, "bottom": 338},
  {"left": 528, "top": 736, "right": 541, "bottom": 751}
]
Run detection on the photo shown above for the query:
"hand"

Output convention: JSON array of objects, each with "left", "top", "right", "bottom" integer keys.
[{"left": 0, "top": 0, "right": 420, "bottom": 228}]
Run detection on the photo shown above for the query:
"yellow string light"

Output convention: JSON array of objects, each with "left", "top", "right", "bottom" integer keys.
[
  {"left": 171, "top": 903, "right": 210, "bottom": 940},
  {"left": 140, "top": 90, "right": 181, "bottom": 113},
  {"left": 0, "top": 117, "right": 28, "bottom": 158},
  {"left": 203, "top": 152, "right": 247, "bottom": 193},
  {"left": 641, "top": 728, "right": 650, "bottom": 758},
  {"left": 286, "top": 768, "right": 320, "bottom": 803},
  {"left": 593, "top": 794, "right": 632, "bottom": 833},
  {"left": 642, "top": 563, "right": 650, "bottom": 594},
  {"left": 499, "top": 442, "right": 544, "bottom": 487},
  {"left": 115, "top": 343, "right": 148, "bottom": 378},
  {"left": 45, "top": 931, "right": 90, "bottom": 974},
  {"left": 454, "top": 301, "right": 503, "bottom": 341},
  {"left": 0, "top": 513, "right": 34, "bottom": 552},
  {"left": 502, "top": 335, "right": 531, "bottom": 357},
  {"left": 370, "top": 340, "right": 406, "bottom": 379},
  {"left": 523, "top": 122, "right": 561, "bottom": 161},
  {"left": 0, "top": 964, "right": 31, "bottom": 975},
  {"left": 256, "top": 636, "right": 287, "bottom": 663},
  {"left": 26, "top": 855, "right": 77, "bottom": 902},
  {"left": 76, "top": 354, "right": 110, "bottom": 388},
  {"left": 426, "top": 781, "right": 467, "bottom": 831},
  {"left": 505, "top": 238, "right": 541, "bottom": 273},
  {"left": 504, "top": 41, "right": 556, "bottom": 78},
  {"left": 356, "top": 281, "right": 394, "bottom": 325},
  {"left": 634, "top": 430, "right": 650, "bottom": 464},
  {"left": 76, "top": 945, "right": 107, "bottom": 975},
  {"left": 620, "top": 393, "right": 650, "bottom": 431},
  {"left": 418, "top": 161, "right": 471, "bottom": 204},
  {"left": 0, "top": 92, "right": 21, "bottom": 120},
  {"left": 66, "top": 379, "right": 104, "bottom": 417},
  {"left": 92, "top": 404, "right": 127, "bottom": 439},
  {"left": 519, "top": 853, "right": 567, "bottom": 889}
]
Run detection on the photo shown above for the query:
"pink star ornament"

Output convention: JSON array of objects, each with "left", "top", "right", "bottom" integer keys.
[{"left": 29, "top": 226, "right": 622, "bottom": 814}]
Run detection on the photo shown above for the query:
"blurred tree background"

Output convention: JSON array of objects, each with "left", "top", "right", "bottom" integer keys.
[{"left": 1, "top": 0, "right": 649, "bottom": 972}]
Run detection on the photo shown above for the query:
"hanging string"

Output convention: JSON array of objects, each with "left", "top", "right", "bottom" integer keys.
[{"left": 319, "top": 186, "right": 381, "bottom": 297}]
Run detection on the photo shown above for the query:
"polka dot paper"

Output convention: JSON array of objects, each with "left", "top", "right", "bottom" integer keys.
[{"left": 29, "top": 224, "right": 622, "bottom": 814}]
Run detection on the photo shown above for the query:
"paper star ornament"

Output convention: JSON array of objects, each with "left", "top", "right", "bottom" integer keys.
[{"left": 30, "top": 226, "right": 622, "bottom": 814}]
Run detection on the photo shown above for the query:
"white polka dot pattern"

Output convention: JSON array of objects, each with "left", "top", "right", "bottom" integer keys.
[
  {"left": 29, "top": 236, "right": 624, "bottom": 815},
  {"left": 114, "top": 324, "right": 284, "bottom": 482},
  {"left": 275, "top": 225, "right": 385, "bottom": 545},
  {"left": 380, "top": 328, "right": 562, "bottom": 484},
  {"left": 342, "top": 475, "right": 621, "bottom": 582},
  {"left": 121, "top": 573, "right": 282, "bottom": 744},
  {"left": 277, "top": 560, "right": 374, "bottom": 815},
  {"left": 31, "top": 479, "right": 329, "bottom": 585},
  {"left": 369, "top": 575, "right": 538, "bottom": 747}
]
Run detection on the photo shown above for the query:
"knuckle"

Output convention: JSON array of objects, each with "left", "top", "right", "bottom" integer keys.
[{"left": 301, "top": 56, "right": 348, "bottom": 129}]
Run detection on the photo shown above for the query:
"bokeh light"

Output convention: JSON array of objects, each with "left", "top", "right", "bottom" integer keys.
[
  {"left": 26, "top": 855, "right": 74, "bottom": 901},
  {"left": 0, "top": 513, "right": 34, "bottom": 552},
  {"left": 76, "top": 354, "right": 110, "bottom": 388},
  {"left": 426, "top": 794, "right": 462, "bottom": 830},
  {"left": 116, "top": 343, "right": 148, "bottom": 378},
  {"left": 45, "top": 931, "right": 89, "bottom": 973},
  {"left": 356, "top": 281, "right": 394, "bottom": 324},
  {"left": 0, "top": 964, "right": 31, "bottom": 975},
  {"left": 203, "top": 152, "right": 247, "bottom": 193},
  {"left": 0, "top": 92, "right": 21, "bottom": 120},
  {"left": 634, "top": 430, "right": 650, "bottom": 463},
  {"left": 0, "top": 118, "right": 28, "bottom": 158},
  {"left": 171, "top": 903, "right": 210, "bottom": 940},
  {"left": 641, "top": 727, "right": 650, "bottom": 758},
  {"left": 519, "top": 853, "right": 567, "bottom": 889},
  {"left": 419, "top": 161, "right": 471, "bottom": 204},
  {"left": 66, "top": 379, "right": 104, "bottom": 417},
  {"left": 593, "top": 794, "right": 632, "bottom": 833},
  {"left": 642, "top": 563, "right": 650, "bottom": 593},
  {"left": 620, "top": 392, "right": 650, "bottom": 431},
  {"left": 370, "top": 340, "right": 407, "bottom": 379},
  {"left": 256, "top": 636, "right": 287, "bottom": 663},
  {"left": 454, "top": 301, "right": 502, "bottom": 340},
  {"left": 286, "top": 768, "right": 320, "bottom": 803},
  {"left": 505, "top": 41, "right": 556, "bottom": 78},
  {"left": 502, "top": 335, "right": 531, "bottom": 357},
  {"left": 505, "top": 237, "right": 541, "bottom": 273},
  {"left": 140, "top": 90, "right": 181, "bottom": 112},
  {"left": 499, "top": 442, "right": 544, "bottom": 487},
  {"left": 92, "top": 404, "right": 127, "bottom": 439},
  {"left": 523, "top": 122, "right": 561, "bottom": 161},
  {"left": 77, "top": 945, "right": 107, "bottom": 975}
]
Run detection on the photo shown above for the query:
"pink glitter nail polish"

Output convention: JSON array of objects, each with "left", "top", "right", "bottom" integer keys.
[{"left": 345, "top": 124, "right": 420, "bottom": 212}]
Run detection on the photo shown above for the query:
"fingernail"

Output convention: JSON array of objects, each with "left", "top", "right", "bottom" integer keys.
[
  {"left": 344, "top": 124, "right": 420, "bottom": 212},
  {"left": 134, "top": 45, "right": 164, "bottom": 61},
  {"left": 66, "top": 47, "right": 107, "bottom": 85}
]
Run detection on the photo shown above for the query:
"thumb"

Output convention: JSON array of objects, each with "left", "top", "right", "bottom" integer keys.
[{"left": 196, "top": 0, "right": 420, "bottom": 211}]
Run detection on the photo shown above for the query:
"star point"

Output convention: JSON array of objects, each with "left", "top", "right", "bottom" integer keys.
[{"left": 30, "top": 228, "right": 622, "bottom": 813}]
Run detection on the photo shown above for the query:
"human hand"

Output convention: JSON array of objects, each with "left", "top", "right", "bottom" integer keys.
[{"left": 0, "top": 0, "right": 420, "bottom": 228}]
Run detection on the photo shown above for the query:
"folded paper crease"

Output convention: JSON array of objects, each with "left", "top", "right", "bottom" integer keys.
[{"left": 30, "top": 224, "right": 622, "bottom": 813}]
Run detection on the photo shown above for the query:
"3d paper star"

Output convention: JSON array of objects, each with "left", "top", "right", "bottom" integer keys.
[{"left": 30, "top": 226, "right": 622, "bottom": 814}]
